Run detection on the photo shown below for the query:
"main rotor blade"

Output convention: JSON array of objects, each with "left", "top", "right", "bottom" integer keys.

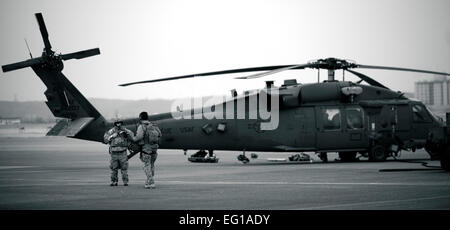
[
  {"left": 346, "top": 69, "right": 388, "bottom": 89},
  {"left": 356, "top": 64, "right": 450, "bottom": 76},
  {"left": 234, "top": 63, "right": 312, "bottom": 79},
  {"left": 61, "top": 48, "right": 100, "bottom": 60},
  {"left": 2, "top": 57, "right": 44, "bottom": 72},
  {"left": 35, "top": 13, "right": 52, "bottom": 53},
  {"left": 119, "top": 65, "right": 296, "bottom": 86}
]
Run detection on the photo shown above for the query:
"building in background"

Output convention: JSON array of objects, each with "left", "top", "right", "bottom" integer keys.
[
  {"left": 0, "top": 117, "right": 21, "bottom": 125},
  {"left": 415, "top": 75, "right": 450, "bottom": 118}
]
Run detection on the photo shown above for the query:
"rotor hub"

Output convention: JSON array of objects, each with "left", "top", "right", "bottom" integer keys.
[
  {"left": 41, "top": 51, "right": 64, "bottom": 71},
  {"left": 310, "top": 57, "right": 357, "bottom": 70}
]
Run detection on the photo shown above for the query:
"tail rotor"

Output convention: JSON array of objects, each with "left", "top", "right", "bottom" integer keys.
[{"left": 2, "top": 13, "right": 100, "bottom": 73}]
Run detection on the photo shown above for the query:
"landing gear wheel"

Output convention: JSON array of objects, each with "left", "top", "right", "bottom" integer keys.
[
  {"left": 369, "top": 145, "right": 387, "bottom": 162},
  {"left": 440, "top": 148, "right": 450, "bottom": 172},
  {"left": 237, "top": 154, "right": 250, "bottom": 164},
  {"left": 339, "top": 152, "right": 357, "bottom": 162}
]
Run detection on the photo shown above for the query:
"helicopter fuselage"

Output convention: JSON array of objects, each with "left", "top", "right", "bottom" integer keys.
[{"left": 84, "top": 80, "right": 444, "bottom": 161}]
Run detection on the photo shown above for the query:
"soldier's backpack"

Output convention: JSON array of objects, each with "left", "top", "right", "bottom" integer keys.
[{"left": 144, "top": 124, "right": 161, "bottom": 144}]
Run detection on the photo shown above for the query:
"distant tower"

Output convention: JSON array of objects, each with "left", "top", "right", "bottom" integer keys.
[
  {"left": 13, "top": 94, "right": 18, "bottom": 102},
  {"left": 415, "top": 81, "right": 433, "bottom": 105},
  {"left": 415, "top": 75, "right": 450, "bottom": 106}
]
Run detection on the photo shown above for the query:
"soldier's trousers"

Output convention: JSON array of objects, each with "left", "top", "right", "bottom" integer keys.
[
  {"left": 110, "top": 151, "right": 129, "bottom": 183},
  {"left": 140, "top": 151, "right": 158, "bottom": 185}
]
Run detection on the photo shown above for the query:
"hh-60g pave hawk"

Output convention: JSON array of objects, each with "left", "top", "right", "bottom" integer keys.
[{"left": 2, "top": 13, "right": 450, "bottom": 171}]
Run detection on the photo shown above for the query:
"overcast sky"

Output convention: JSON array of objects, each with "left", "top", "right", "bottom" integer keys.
[{"left": 0, "top": 0, "right": 449, "bottom": 101}]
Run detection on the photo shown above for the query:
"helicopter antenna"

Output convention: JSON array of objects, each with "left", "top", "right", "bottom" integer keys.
[{"left": 24, "top": 38, "right": 32, "bottom": 58}]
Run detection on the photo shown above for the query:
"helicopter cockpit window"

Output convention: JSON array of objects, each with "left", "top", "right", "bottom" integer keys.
[
  {"left": 322, "top": 108, "right": 341, "bottom": 130},
  {"left": 346, "top": 108, "right": 363, "bottom": 129},
  {"left": 412, "top": 104, "right": 431, "bottom": 122}
]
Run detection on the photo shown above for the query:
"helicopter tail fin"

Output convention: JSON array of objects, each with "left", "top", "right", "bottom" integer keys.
[
  {"left": 32, "top": 67, "right": 101, "bottom": 120},
  {"left": 1, "top": 13, "right": 107, "bottom": 142},
  {"left": 32, "top": 64, "right": 110, "bottom": 142},
  {"left": 3, "top": 64, "right": 107, "bottom": 141},
  {"left": 32, "top": 67, "right": 107, "bottom": 141}
]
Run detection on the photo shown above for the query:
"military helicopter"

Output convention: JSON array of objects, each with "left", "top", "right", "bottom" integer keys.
[{"left": 2, "top": 13, "right": 450, "bottom": 171}]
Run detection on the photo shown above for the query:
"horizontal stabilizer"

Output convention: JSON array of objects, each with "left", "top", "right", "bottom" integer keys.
[{"left": 47, "top": 117, "right": 94, "bottom": 137}]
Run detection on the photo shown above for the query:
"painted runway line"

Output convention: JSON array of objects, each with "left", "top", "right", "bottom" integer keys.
[
  {"left": 0, "top": 166, "right": 36, "bottom": 170},
  {"left": 1, "top": 180, "right": 450, "bottom": 187},
  {"left": 158, "top": 180, "right": 450, "bottom": 186},
  {"left": 294, "top": 195, "right": 450, "bottom": 210}
]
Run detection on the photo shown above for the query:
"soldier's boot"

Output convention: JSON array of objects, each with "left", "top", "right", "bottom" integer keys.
[
  {"left": 144, "top": 181, "right": 151, "bottom": 189},
  {"left": 149, "top": 177, "right": 155, "bottom": 189},
  {"left": 144, "top": 176, "right": 152, "bottom": 189},
  {"left": 122, "top": 170, "right": 129, "bottom": 186},
  {"left": 111, "top": 168, "right": 119, "bottom": 186}
]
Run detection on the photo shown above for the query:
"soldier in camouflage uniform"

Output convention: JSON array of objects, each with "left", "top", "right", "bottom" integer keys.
[
  {"left": 104, "top": 119, "right": 134, "bottom": 186},
  {"left": 131, "top": 111, "right": 162, "bottom": 189}
]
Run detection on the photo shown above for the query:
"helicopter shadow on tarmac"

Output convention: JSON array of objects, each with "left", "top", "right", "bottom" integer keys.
[{"left": 203, "top": 155, "right": 445, "bottom": 172}]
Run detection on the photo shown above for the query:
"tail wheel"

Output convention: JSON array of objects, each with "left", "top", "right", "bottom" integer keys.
[
  {"left": 369, "top": 145, "right": 387, "bottom": 162},
  {"left": 339, "top": 152, "right": 357, "bottom": 162},
  {"left": 441, "top": 148, "right": 450, "bottom": 172}
]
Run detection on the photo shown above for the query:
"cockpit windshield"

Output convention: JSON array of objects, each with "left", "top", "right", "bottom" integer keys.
[
  {"left": 424, "top": 105, "right": 442, "bottom": 122},
  {"left": 412, "top": 104, "right": 432, "bottom": 122},
  {"left": 411, "top": 103, "right": 442, "bottom": 123}
]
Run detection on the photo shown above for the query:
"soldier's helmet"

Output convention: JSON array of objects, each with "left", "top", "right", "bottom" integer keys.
[
  {"left": 113, "top": 117, "right": 124, "bottom": 126},
  {"left": 139, "top": 111, "right": 149, "bottom": 121}
]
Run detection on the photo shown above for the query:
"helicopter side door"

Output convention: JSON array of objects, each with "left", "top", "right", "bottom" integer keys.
[
  {"left": 410, "top": 103, "right": 433, "bottom": 140},
  {"left": 394, "top": 104, "right": 412, "bottom": 140},
  {"left": 316, "top": 106, "right": 367, "bottom": 150},
  {"left": 316, "top": 106, "right": 346, "bottom": 150},
  {"left": 294, "top": 106, "right": 316, "bottom": 148},
  {"left": 342, "top": 106, "right": 368, "bottom": 149}
]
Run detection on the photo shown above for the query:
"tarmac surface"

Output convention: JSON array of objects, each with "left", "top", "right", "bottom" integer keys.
[{"left": 0, "top": 136, "right": 449, "bottom": 210}]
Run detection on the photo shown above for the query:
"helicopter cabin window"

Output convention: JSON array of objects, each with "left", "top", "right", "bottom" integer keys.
[
  {"left": 412, "top": 104, "right": 432, "bottom": 123},
  {"left": 346, "top": 108, "right": 363, "bottom": 129},
  {"left": 322, "top": 108, "right": 341, "bottom": 130}
]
